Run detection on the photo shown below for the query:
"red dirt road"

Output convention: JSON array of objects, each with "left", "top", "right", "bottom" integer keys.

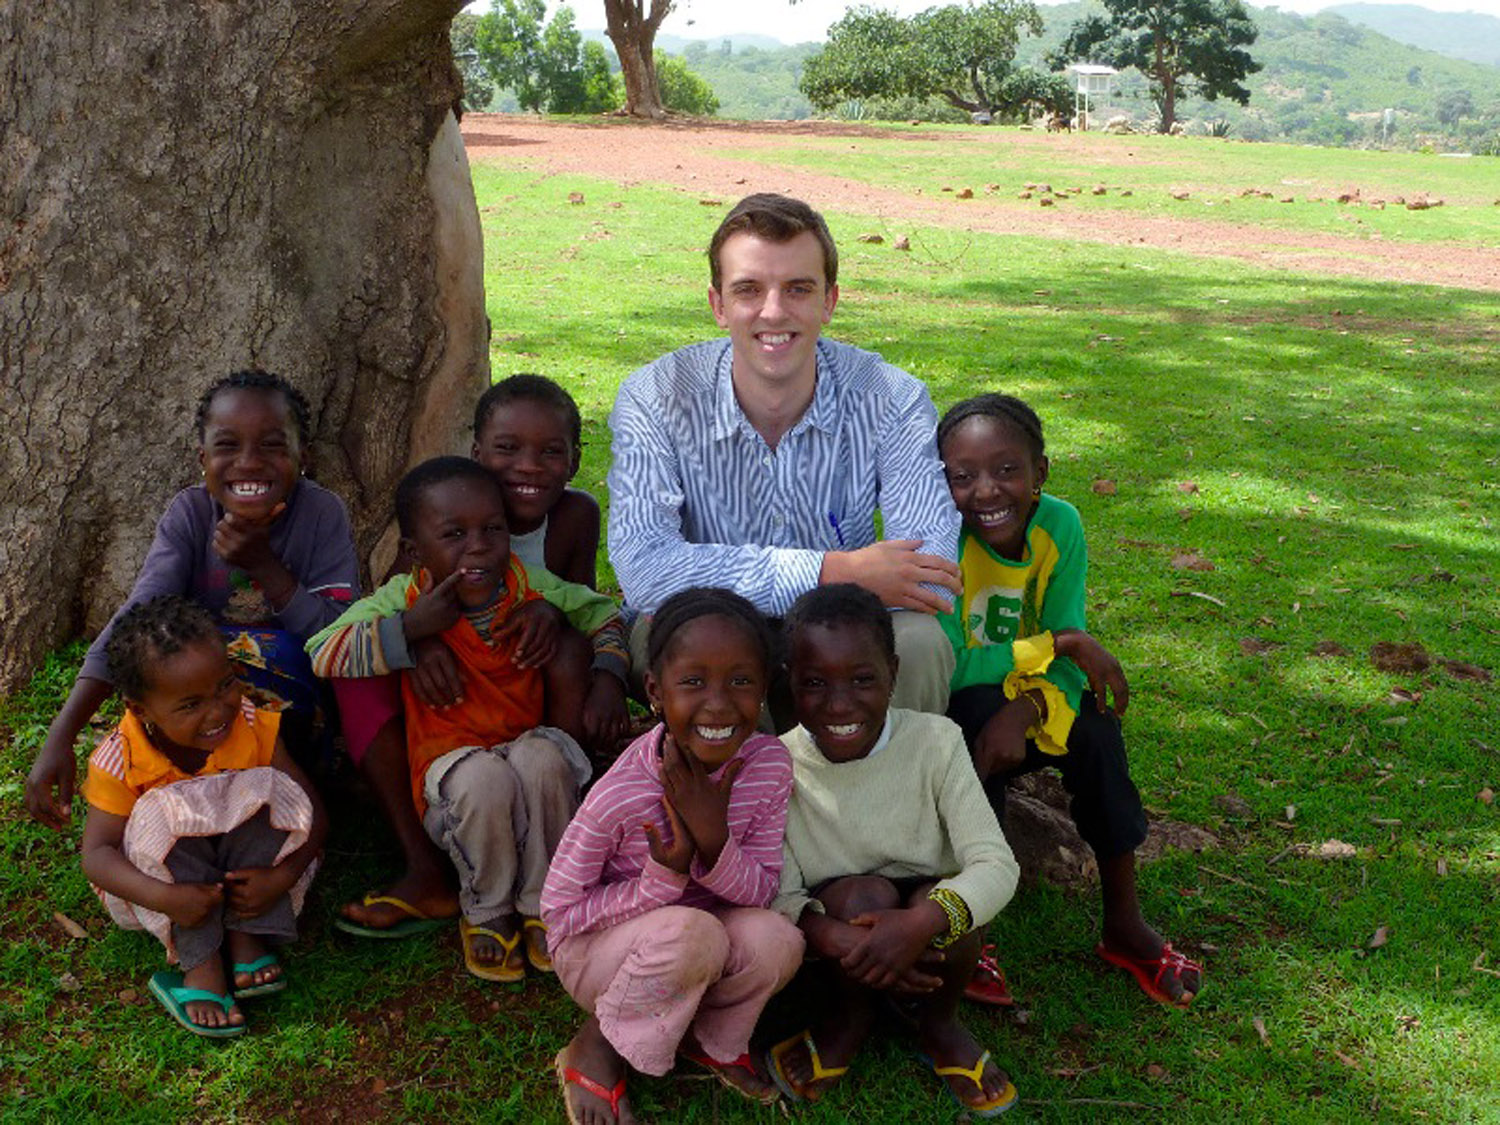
[{"left": 461, "top": 115, "right": 1500, "bottom": 292}]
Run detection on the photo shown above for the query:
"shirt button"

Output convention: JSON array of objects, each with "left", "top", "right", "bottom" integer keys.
[
  {"left": 773, "top": 512, "right": 785, "bottom": 527},
  {"left": 762, "top": 454, "right": 772, "bottom": 467}
]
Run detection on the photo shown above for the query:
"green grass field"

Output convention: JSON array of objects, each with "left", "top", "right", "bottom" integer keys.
[{"left": 3, "top": 131, "right": 1498, "bottom": 1123}]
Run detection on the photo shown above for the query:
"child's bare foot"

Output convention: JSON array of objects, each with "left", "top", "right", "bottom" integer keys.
[
  {"left": 767, "top": 1023, "right": 861, "bottom": 1103},
  {"left": 919, "top": 1018, "right": 1015, "bottom": 1114},
  {"left": 225, "top": 930, "right": 282, "bottom": 992},
  {"left": 680, "top": 1032, "right": 778, "bottom": 1103},
  {"left": 180, "top": 958, "right": 245, "bottom": 1031},
  {"left": 1099, "top": 917, "right": 1202, "bottom": 1005},
  {"left": 339, "top": 865, "right": 459, "bottom": 933},
  {"left": 556, "top": 1017, "right": 637, "bottom": 1125}
]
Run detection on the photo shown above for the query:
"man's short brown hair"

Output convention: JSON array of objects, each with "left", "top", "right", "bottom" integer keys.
[{"left": 708, "top": 193, "right": 839, "bottom": 291}]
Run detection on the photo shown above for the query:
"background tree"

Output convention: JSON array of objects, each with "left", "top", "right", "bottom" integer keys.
[
  {"left": 602, "top": 0, "right": 672, "bottom": 118},
  {"left": 655, "top": 51, "right": 719, "bottom": 115},
  {"left": 476, "top": 1, "right": 619, "bottom": 113},
  {"left": 452, "top": 12, "right": 498, "bottom": 110},
  {"left": 800, "top": 1, "right": 1055, "bottom": 121},
  {"left": 1052, "top": 0, "right": 1261, "bottom": 133},
  {"left": 0, "top": 0, "right": 488, "bottom": 694},
  {"left": 1435, "top": 88, "right": 1472, "bottom": 126}
]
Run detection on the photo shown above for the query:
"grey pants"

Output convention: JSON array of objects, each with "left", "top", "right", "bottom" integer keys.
[
  {"left": 422, "top": 729, "right": 583, "bottom": 922},
  {"left": 164, "top": 808, "right": 295, "bottom": 972}
]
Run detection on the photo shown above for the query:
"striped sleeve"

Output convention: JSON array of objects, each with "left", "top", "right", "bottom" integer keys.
[
  {"left": 305, "top": 574, "right": 415, "bottom": 678},
  {"left": 82, "top": 729, "right": 137, "bottom": 817},
  {"left": 540, "top": 765, "right": 689, "bottom": 941},
  {"left": 695, "top": 735, "right": 793, "bottom": 906}
]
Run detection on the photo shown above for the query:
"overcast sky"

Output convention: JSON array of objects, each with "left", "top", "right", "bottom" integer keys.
[{"left": 655, "top": 0, "right": 1500, "bottom": 41}]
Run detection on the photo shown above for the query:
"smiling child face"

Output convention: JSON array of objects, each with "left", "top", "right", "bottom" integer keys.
[
  {"left": 941, "top": 414, "right": 1049, "bottom": 562},
  {"left": 198, "top": 388, "right": 302, "bottom": 521},
  {"left": 402, "top": 476, "right": 512, "bottom": 609},
  {"left": 472, "top": 398, "right": 578, "bottom": 535},
  {"left": 131, "top": 639, "right": 243, "bottom": 755},
  {"left": 789, "top": 620, "right": 897, "bottom": 763},
  {"left": 644, "top": 614, "right": 767, "bottom": 771}
]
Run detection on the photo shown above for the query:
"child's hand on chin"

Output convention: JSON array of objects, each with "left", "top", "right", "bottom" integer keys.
[
  {"left": 224, "top": 866, "right": 297, "bottom": 918},
  {"left": 404, "top": 569, "right": 465, "bottom": 641},
  {"left": 162, "top": 882, "right": 224, "bottom": 929}
]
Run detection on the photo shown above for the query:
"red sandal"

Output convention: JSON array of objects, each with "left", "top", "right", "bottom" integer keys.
[
  {"left": 554, "top": 1050, "right": 629, "bottom": 1124},
  {"left": 680, "top": 1049, "right": 780, "bottom": 1104},
  {"left": 964, "top": 944, "right": 1016, "bottom": 1007},
  {"left": 1096, "top": 941, "right": 1202, "bottom": 1008}
]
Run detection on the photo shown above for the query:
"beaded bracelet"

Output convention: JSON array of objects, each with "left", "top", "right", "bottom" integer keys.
[{"left": 927, "top": 887, "right": 973, "bottom": 950}]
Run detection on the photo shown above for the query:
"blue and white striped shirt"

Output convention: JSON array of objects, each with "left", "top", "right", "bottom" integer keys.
[{"left": 607, "top": 338, "right": 961, "bottom": 616}]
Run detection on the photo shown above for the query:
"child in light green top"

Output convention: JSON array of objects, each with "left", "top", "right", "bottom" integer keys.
[{"left": 767, "top": 583, "right": 1019, "bottom": 1119}]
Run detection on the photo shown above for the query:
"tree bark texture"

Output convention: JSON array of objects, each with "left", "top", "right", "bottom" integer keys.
[
  {"left": 0, "top": 0, "right": 488, "bottom": 694},
  {"left": 603, "top": 0, "right": 669, "bottom": 118}
]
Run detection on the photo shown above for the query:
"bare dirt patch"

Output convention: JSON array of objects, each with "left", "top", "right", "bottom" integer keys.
[{"left": 461, "top": 115, "right": 1500, "bottom": 292}]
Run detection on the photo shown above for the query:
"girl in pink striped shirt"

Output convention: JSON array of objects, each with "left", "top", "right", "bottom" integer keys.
[{"left": 542, "top": 588, "right": 804, "bottom": 1124}]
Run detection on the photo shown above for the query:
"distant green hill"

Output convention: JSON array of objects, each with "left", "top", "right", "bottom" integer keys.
[
  {"left": 1324, "top": 3, "right": 1500, "bottom": 69},
  {"left": 643, "top": 3, "right": 1499, "bottom": 151}
]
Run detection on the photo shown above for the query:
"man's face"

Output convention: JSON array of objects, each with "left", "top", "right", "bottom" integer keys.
[{"left": 708, "top": 230, "right": 838, "bottom": 393}]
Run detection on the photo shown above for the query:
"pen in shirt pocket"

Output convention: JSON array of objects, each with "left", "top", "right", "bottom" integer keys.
[{"left": 827, "top": 511, "right": 846, "bottom": 548}]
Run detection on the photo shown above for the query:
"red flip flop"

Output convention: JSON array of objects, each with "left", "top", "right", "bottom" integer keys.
[
  {"left": 554, "top": 1050, "right": 629, "bottom": 1124},
  {"left": 964, "top": 944, "right": 1016, "bottom": 1007},
  {"left": 1096, "top": 941, "right": 1202, "bottom": 1008},
  {"left": 680, "top": 1049, "right": 780, "bottom": 1104}
]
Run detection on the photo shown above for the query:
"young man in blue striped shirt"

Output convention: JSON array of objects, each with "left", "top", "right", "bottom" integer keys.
[{"left": 607, "top": 193, "right": 962, "bottom": 719}]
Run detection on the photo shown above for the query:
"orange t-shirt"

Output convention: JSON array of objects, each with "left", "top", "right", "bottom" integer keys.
[
  {"left": 82, "top": 699, "right": 281, "bottom": 818},
  {"left": 403, "top": 557, "right": 545, "bottom": 811}
]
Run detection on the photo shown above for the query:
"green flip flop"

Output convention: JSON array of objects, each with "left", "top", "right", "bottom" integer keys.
[
  {"left": 231, "top": 953, "right": 286, "bottom": 999},
  {"left": 333, "top": 893, "right": 452, "bottom": 940},
  {"left": 148, "top": 971, "right": 246, "bottom": 1038}
]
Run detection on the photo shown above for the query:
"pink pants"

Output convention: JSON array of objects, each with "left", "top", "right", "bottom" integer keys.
[{"left": 552, "top": 905, "right": 805, "bottom": 1076}]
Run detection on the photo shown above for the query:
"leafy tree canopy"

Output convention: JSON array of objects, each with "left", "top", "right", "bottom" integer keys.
[
  {"left": 800, "top": 1, "right": 1062, "bottom": 120},
  {"left": 451, "top": 13, "right": 497, "bottom": 111},
  {"left": 1051, "top": 0, "right": 1261, "bottom": 132},
  {"left": 654, "top": 50, "right": 719, "bottom": 115},
  {"left": 476, "top": 0, "right": 620, "bottom": 114}
]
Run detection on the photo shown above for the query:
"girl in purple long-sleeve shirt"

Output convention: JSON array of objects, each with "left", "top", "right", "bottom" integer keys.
[
  {"left": 542, "top": 588, "right": 804, "bottom": 1123},
  {"left": 26, "top": 371, "right": 357, "bottom": 829}
]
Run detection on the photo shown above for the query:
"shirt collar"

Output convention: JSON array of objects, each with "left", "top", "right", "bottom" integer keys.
[{"left": 710, "top": 339, "right": 840, "bottom": 443}]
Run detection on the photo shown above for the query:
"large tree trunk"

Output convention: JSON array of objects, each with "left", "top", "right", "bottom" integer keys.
[
  {"left": 0, "top": 1, "right": 489, "bottom": 694},
  {"left": 602, "top": 0, "right": 671, "bottom": 119}
]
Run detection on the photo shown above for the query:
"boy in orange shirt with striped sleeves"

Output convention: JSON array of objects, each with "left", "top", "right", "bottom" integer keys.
[{"left": 308, "top": 457, "right": 595, "bottom": 983}]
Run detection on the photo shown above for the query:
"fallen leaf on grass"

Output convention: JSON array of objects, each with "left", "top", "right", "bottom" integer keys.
[
  {"left": 1316, "top": 839, "right": 1358, "bottom": 859},
  {"left": 1285, "top": 804, "right": 1297, "bottom": 821},
  {"left": 1178, "top": 481, "right": 1200, "bottom": 494},
  {"left": 566, "top": 191, "right": 584, "bottom": 205},
  {"left": 1213, "top": 794, "right": 1254, "bottom": 818},
  {"left": 1387, "top": 688, "right": 1421, "bottom": 704},
  {"left": 371, "top": 1078, "right": 388, "bottom": 1095},
  {"left": 1334, "top": 1050, "right": 1360, "bottom": 1069},
  {"left": 1252, "top": 1016, "right": 1270, "bottom": 1045},
  {"left": 1092, "top": 479, "right": 1117, "bottom": 496},
  {"left": 1440, "top": 660, "right": 1492, "bottom": 683},
  {"left": 1479, "top": 788, "right": 1495, "bottom": 806},
  {"left": 1240, "top": 637, "right": 1279, "bottom": 655},
  {"left": 1172, "top": 551, "right": 1215, "bottom": 571},
  {"left": 53, "top": 912, "right": 88, "bottom": 940},
  {"left": 1370, "top": 641, "right": 1430, "bottom": 673},
  {"left": 1369, "top": 926, "right": 1390, "bottom": 949},
  {"left": 1146, "top": 1063, "right": 1166, "bottom": 1078},
  {"left": 1311, "top": 640, "right": 1348, "bottom": 657},
  {"left": 1436, "top": 858, "right": 1448, "bottom": 876},
  {"left": 57, "top": 972, "right": 81, "bottom": 993}
]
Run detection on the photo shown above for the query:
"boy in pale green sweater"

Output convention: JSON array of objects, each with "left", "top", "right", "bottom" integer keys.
[{"left": 767, "top": 584, "right": 1020, "bottom": 1119}]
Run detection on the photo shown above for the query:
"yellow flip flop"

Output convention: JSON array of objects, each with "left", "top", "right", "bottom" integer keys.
[
  {"left": 926, "top": 1049, "right": 1018, "bottom": 1117},
  {"left": 334, "top": 892, "right": 451, "bottom": 939},
  {"left": 523, "top": 917, "right": 553, "bottom": 973},
  {"left": 460, "top": 919, "right": 525, "bottom": 983},
  {"left": 766, "top": 1029, "right": 848, "bottom": 1103}
]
